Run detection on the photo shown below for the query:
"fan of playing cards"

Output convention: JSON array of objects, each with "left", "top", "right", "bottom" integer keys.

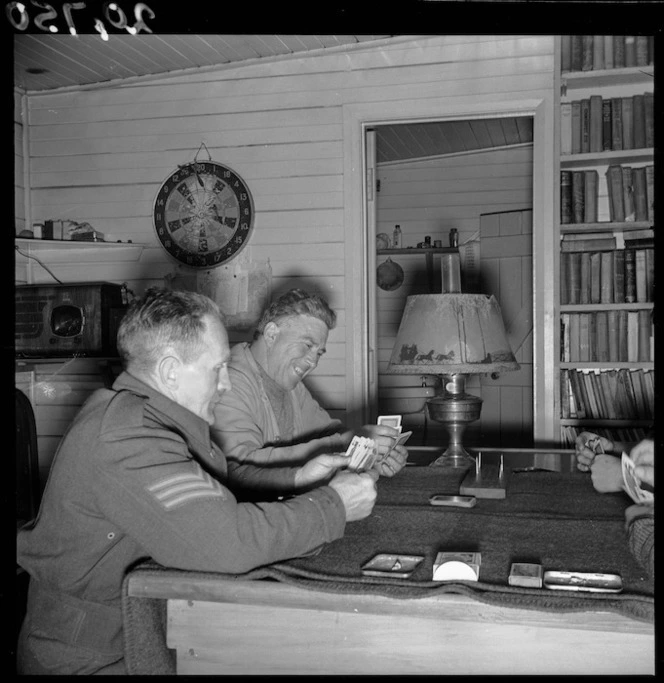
[
  {"left": 621, "top": 452, "right": 654, "bottom": 505},
  {"left": 345, "top": 436, "right": 379, "bottom": 472},
  {"left": 345, "top": 415, "right": 413, "bottom": 472}
]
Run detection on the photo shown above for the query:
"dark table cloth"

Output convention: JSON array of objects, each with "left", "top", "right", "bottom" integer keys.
[{"left": 122, "top": 466, "right": 654, "bottom": 674}]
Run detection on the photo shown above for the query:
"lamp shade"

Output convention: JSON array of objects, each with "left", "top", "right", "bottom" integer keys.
[{"left": 386, "top": 294, "right": 520, "bottom": 375}]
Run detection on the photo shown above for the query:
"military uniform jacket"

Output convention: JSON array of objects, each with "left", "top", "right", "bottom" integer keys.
[
  {"left": 212, "top": 343, "right": 344, "bottom": 489},
  {"left": 17, "top": 372, "right": 346, "bottom": 662}
]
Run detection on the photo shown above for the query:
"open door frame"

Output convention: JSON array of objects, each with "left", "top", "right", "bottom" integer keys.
[{"left": 342, "top": 96, "right": 556, "bottom": 442}]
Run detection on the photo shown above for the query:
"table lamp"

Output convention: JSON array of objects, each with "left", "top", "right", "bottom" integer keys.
[{"left": 386, "top": 293, "right": 519, "bottom": 467}]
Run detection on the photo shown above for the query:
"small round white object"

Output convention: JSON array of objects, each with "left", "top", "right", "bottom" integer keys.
[{"left": 433, "top": 560, "right": 477, "bottom": 582}]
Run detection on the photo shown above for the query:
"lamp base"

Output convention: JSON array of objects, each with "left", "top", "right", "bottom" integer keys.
[{"left": 426, "top": 375, "right": 482, "bottom": 468}]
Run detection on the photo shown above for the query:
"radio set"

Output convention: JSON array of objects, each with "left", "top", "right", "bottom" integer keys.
[{"left": 15, "top": 283, "right": 128, "bottom": 358}]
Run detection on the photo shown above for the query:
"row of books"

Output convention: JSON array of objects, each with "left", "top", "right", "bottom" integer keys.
[
  {"left": 560, "top": 425, "right": 651, "bottom": 449},
  {"left": 560, "top": 248, "right": 655, "bottom": 305},
  {"left": 561, "top": 35, "right": 654, "bottom": 73},
  {"left": 560, "top": 94, "right": 653, "bottom": 156},
  {"left": 560, "top": 310, "right": 654, "bottom": 363},
  {"left": 560, "top": 166, "right": 654, "bottom": 224},
  {"left": 560, "top": 368, "right": 654, "bottom": 421}
]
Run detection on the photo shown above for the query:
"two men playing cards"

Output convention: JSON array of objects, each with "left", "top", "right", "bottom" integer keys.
[{"left": 575, "top": 431, "right": 654, "bottom": 577}]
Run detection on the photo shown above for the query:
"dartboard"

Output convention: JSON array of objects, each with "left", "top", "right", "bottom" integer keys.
[{"left": 153, "top": 161, "right": 255, "bottom": 268}]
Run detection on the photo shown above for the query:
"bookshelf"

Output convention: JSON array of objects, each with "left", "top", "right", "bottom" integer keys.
[{"left": 556, "top": 35, "right": 654, "bottom": 448}]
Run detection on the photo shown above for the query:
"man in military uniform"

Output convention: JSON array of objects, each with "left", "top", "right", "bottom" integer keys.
[{"left": 16, "top": 287, "right": 378, "bottom": 675}]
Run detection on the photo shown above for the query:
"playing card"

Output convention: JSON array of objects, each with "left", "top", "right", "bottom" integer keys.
[
  {"left": 345, "top": 435, "right": 378, "bottom": 472},
  {"left": 394, "top": 430, "right": 412, "bottom": 447},
  {"left": 377, "top": 415, "right": 402, "bottom": 430},
  {"left": 621, "top": 452, "right": 654, "bottom": 504}
]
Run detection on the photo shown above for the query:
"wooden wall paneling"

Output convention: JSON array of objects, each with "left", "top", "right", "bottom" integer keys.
[
  {"left": 17, "top": 35, "right": 556, "bottom": 450},
  {"left": 479, "top": 209, "right": 534, "bottom": 448}
]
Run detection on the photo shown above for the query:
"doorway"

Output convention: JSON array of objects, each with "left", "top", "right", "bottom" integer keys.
[
  {"left": 340, "top": 96, "right": 555, "bottom": 444},
  {"left": 369, "top": 118, "right": 535, "bottom": 448}
]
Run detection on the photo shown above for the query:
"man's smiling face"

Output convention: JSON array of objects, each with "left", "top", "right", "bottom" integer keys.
[{"left": 264, "top": 315, "right": 329, "bottom": 391}]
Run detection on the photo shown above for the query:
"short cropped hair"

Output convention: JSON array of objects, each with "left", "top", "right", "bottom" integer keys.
[
  {"left": 117, "top": 287, "right": 222, "bottom": 373},
  {"left": 255, "top": 288, "right": 336, "bottom": 338}
]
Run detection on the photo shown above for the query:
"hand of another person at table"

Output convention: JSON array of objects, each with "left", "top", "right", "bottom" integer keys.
[
  {"left": 293, "top": 453, "right": 351, "bottom": 489},
  {"left": 589, "top": 453, "right": 624, "bottom": 493},
  {"left": 575, "top": 431, "right": 614, "bottom": 472},
  {"left": 629, "top": 438, "right": 654, "bottom": 489},
  {"left": 328, "top": 469, "right": 379, "bottom": 521},
  {"left": 373, "top": 443, "right": 408, "bottom": 478}
]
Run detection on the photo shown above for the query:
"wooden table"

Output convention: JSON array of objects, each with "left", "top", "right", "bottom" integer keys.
[{"left": 126, "top": 450, "right": 654, "bottom": 675}]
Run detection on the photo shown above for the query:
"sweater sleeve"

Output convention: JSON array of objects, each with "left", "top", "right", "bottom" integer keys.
[{"left": 626, "top": 512, "right": 655, "bottom": 578}]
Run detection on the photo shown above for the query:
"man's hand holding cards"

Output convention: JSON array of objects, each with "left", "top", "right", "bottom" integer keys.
[
  {"left": 377, "top": 414, "right": 412, "bottom": 449},
  {"left": 621, "top": 452, "right": 654, "bottom": 505}
]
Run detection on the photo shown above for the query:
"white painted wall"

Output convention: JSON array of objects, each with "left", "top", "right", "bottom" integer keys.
[{"left": 14, "top": 35, "right": 556, "bottom": 470}]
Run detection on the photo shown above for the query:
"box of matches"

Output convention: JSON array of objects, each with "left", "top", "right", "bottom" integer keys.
[{"left": 509, "top": 562, "right": 543, "bottom": 588}]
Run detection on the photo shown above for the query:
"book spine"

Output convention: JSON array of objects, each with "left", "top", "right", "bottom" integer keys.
[
  {"left": 610, "top": 97, "right": 623, "bottom": 150},
  {"left": 580, "top": 99, "right": 591, "bottom": 153},
  {"left": 600, "top": 251, "right": 614, "bottom": 303},
  {"left": 589, "top": 251, "right": 601, "bottom": 304},
  {"left": 624, "top": 35, "right": 636, "bottom": 67},
  {"left": 583, "top": 170, "right": 598, "bottom": 223},
  {"left": 643, "top": 92, "right": 654, "bottom": 148},
  {"left": 561, "top": 313, "right": 570, "bottom": 361},
  {"left": 571, "top": 36, "right": 583, "bottom": 71},
  {"left": 632, "top": 166, "right": 648, "bottom": 222},
  {"left": 613, "top": 36, "right": 625, "bottom": 68},
  {"left": 589, "top": 95, "right": 603, "bottom": 153},
  {"left": 560, "top": 102, "right": 572, "bottom": 156},
  {"left": 621, "top": 96, "right": 633, "bottom": 150},
  {"left": 588, "top": 311, "right": 597, "bottom": 362},
  {"left": 617, "top": 309, "right": 628, "bottom": 361},
  {"left": 569, "top": 252, "right": 582, "bottom": 304},
  {"left": 636, "top": 36, "right": 649, "bottom": 66},
  {"left": 621, "top": 166, "right": 635, "bottom": 222},
  {"left": 571, "top": 101, "right": 582, "bottom": 154},
  {"left": 582, "top": 35, "right": 594, "bottom": 70},
  {"left": 604, "top": 35, "right": 614, "bottom": 69},
  {"left": 560, "top": 171, "right": 572, "bottom": 224},
  {"left": 645, "top": 165, "right": 654, "bottom": 223},
  {"left": 579, "top": 312, "right": 590, "bottom": 362},
  {"left": 560, "top": 253, "right": 570, "bottom": 305},
  {"left": 569, "top": 312, "right": 580, "bottom": 361},
  {"left": 572, "top": 171, "right": 585, "bottom": 223},
  {"left": 595, "top": 311, "right": 609, "bottom": 363},
  {"left": 592, "top": 35, "right": 605, "bottom": 70},
  {"left": 632, "top": 94, "right": 646, "bottom": 149},
  {"left": 624, "top": 248, "right": 636, "bottom": 303},
  {"left": 635, "top": 249, "right": 647, "bottom": 303},
  {"left": 627, "top": 311, "right": 639, "bottom": 362},
  {"left": 637, "top": 310, "right": 651, "bottom": 362},
  {"left": 561, "top": 35, "right": 571, "bottom": 72},
  {"left": 579, "top": 251, "right": 591, "bottom": 304},
  {"left": 613, "top": 249, "right": 625, "bottom": 303},
  {"left": 645, "top": 248, "right": 654, "bottom": 302},
  {"left": 601, "top": 98, "right": 612, "bottom": 151},
  {"left": 606, "top": 165, "right": 625, "bottom": 222},
  {"left": 607, "top": 309, "right": 619, "bottom": 362}
]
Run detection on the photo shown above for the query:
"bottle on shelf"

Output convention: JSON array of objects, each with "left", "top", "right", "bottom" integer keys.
[{"left": 393, "top": 224, "right": 402, "bottom": 249}]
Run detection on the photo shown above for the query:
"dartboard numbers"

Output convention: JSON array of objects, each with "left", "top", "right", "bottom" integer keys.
[{"left": 153, "top": 161, "right": 254, "bottom": 268}]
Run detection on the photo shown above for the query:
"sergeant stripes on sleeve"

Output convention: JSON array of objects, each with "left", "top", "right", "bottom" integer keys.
[{"left": 147, "top": 471, "right": 225, "bottom": 510}]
